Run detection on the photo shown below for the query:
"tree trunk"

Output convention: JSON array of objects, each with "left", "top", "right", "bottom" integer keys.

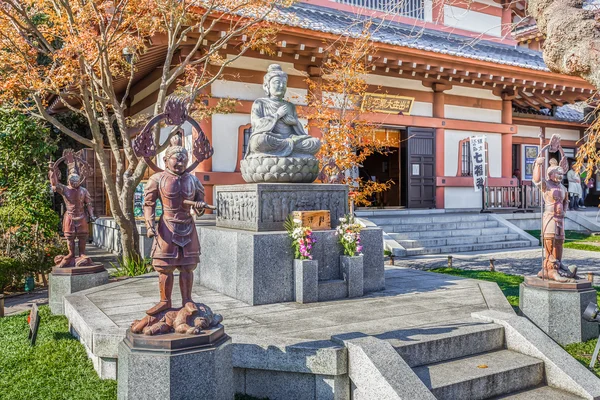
[
  {"left": 119, "top": 218, "right": 140, "bottom": 261},
  {"left": 528, "top": 0, "right": 600, "bottom": 89}
]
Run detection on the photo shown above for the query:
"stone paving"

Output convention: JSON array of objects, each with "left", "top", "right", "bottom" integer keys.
[{"left": 394, "top": 247, "right": 600, "bottom": 282}]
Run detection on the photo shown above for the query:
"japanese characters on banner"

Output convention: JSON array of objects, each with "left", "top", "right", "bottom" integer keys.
[{"left": 470, "top": 136, "right": 487, "bottom": 192}]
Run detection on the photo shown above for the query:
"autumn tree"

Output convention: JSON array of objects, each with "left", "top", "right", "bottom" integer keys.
[
  {"left": 0, "top": 0, "right": 289, "bottom": 260},
  {"left": 303, "top": 25, "right": 395, "bottom": 206},
  {"left": 526, "top": 1, "right": 600, "bottom": 174}
]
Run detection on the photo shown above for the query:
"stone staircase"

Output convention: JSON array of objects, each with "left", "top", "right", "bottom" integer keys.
[
  {"left": 391, "top": 321, "right": 582, "bottom": 399},
  {"left": 357, "top": 210, "right": 536, "bottom": 256}
]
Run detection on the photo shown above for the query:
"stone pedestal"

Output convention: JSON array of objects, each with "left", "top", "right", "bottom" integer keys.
[
  {"left": 520, "top": 276, "right": 599, "bottom": 345},
  {"left": 197, "top": 226, "right": 384, "bottom": 305},
  {"left": 215, "top": 183, "right": 348, "bottom": 231},
  {"left": 294, "top": 259, "right": 318, "bottom": 304},
  {"left": 49, "top": 265, "right": 108, "bottom": 315},
  {"left": 341, "top": 255, "right": 364, "bottom": 298},
  {"left": 117, "top": 326, "right": 233, "bottom": 400}
]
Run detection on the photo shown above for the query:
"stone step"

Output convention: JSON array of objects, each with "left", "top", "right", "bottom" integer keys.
[
  {"left": 494, "top": 385, "right": 583, "bottom": 399},
  {"left": 398, "top": 233, "right": 520, "bottom": 249},
  {"left": 380, "top": 220, "right": 498, "bottom": 233},
  {"left": 355, "top": 209, "right": 445, "bottom": 217},
  {"left": 369, "top": 214, "right": 490, "bottom": 226},
  {"left": 391, "top": 321, "right": 504, "bottom": 367},
  {"left": 413, "top": 349, "right": 544, "bottom": 400},
  {"left": 390, "top": 226, "right": 510, "bottom": 240},
  {"left": 404, "top": 240, "right": 531, "bottom": 256}
]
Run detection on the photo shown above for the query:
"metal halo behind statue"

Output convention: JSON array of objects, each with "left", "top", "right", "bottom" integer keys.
[
  {"left": 51, "top": 149, "right": 92, "bottom": 186},
  {"left": 133, "top": 96, "right": 213, "bottom": 173}
]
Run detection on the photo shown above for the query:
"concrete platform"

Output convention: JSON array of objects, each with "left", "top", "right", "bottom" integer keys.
[
  {"left": 63, "top": 266, "right": 600, "bottom": 399},
  {"left": 65, "top": 267, "right": 512, "bottom": 377}
]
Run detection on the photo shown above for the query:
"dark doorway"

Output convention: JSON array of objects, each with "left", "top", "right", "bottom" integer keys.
[
  {"left": 359, "top": 129, "right": 400, "bottom": 207},
  {"left": 406, "top": 127, "right": 436, "bottom": 208}
]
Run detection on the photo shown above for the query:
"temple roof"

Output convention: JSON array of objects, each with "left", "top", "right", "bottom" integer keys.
[
  {"left": 277, "top": 2, "right": 548, "bottom": 71},
  {"left": 513, "top": 103, "right": 586, "bottom": 123}
]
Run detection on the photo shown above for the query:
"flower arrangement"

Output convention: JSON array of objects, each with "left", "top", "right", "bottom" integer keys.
[
  {"left": 336, "top": 214, "right": 363, "bottom": 256},
  {"left": 284, "top": 216, "right": 316, "bottom": 260}
]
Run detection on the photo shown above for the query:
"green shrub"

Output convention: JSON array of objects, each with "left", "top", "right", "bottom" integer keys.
[
  {"left": 0, "top": 204, "right": 63, "bottom": 291},
  {"left": 0, "top": 257, "right": 24, "bottom": 292},
  {"left": 110, "top": 256, "right": 152, "bottom": 277}
]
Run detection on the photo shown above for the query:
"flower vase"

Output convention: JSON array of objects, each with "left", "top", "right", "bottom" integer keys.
[
  {"left": 294, "top": 259, "right": 318, "bottom": 304},
  {"left": 340, "top": 255, "right": 364, "bottom": 298}
]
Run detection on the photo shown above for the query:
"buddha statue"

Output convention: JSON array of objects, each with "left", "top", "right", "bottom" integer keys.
[{"left": 241, "top": 64, "right": 321, "bottom": 183}]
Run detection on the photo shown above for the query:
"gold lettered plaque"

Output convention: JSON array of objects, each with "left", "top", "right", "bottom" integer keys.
[
  {"left": 292, "top": 210, "right": 331, "bottom": 231},
  {"left": 362, "top": 93, "right": 414, "bottom": 115}
]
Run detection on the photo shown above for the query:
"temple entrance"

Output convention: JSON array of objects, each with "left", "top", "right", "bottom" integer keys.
[
  {"left": 405, "top": 127, "right": 436, "bottom": 208},
  {"left": 359, "top": 128, "right": 401, "bottom": 207}
]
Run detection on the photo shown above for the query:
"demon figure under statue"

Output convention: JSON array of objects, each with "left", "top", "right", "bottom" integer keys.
[
  {"left": 131, "top": 95, "right": 222, "bottom": 335},
  {"left": 48, "top": 149, "right": 98, "bottom": 268},
  {"left": 532, "top": 134, "right": 578, "bottom": 282}
]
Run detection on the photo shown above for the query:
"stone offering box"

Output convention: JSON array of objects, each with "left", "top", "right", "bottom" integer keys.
[{"left": 197, "top": 183, "right": 385, "bottom": 305}]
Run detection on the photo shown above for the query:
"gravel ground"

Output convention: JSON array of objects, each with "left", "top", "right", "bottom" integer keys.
[{"left": 394, "top": 247, "right": 600, "bottom": 283}]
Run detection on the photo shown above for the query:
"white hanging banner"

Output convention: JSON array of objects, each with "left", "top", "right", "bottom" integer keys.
[{"left": 470, "top": 135, "right": 487, "bottom": 192}]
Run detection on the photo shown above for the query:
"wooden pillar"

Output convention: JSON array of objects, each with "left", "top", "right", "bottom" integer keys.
[
  {"left": 307, "top": 66, "right": 323, "bottom": 139},
  {"left": 432, "top": 0, "right": 444, "bottom": 24},
  {"left": 501, "top": 96, "right": 513, "bottom": 179},
  {"left": 197, "top": 86, "right": 214, "bottom": 208},
  {"left": 433, "top": 84, "right": 447, "bottom": 209},
  {"left": 501, "top": 5, "right": 512, "bottom": 37}
]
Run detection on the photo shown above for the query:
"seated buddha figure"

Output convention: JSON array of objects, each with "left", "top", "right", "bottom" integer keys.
[{"left": 247, "top": 64, "right": 321, "bottom": 158}]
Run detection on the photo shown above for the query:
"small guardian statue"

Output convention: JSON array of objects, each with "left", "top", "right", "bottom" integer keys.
[
  {"left": 241, "top": 64, "right": 322, "bottom": 183},
  {"left": 532, "top": 134, "right": 577, "bottom": 282},
  {"left": 48, "top": 150, "right": 97, "bottom": 268}
]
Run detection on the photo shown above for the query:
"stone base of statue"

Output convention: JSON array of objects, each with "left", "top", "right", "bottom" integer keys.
[
  {"left": 203, "top": 183, "right": 384, "bottom": 305},
  {"left": 215, "top": 183, "right": 348, "bottom": 231},
  {"left": 196, "top": 226, "right": 384, "bottom": 305},
  {"left": 520, "top": 276, "right": 599, "bottom": 345},
  {"left": 117, "top": 327, "right": 233, "bottom": 400},
  {"left": 49, "top": 264, "right": 107, "bottom": 315},
  {"left": 240, "top": 155, "right": 320, "bottom": 184}
]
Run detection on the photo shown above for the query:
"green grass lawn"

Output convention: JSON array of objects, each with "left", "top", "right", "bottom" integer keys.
[
  {"left": 0, "top": 306, "right": 117, "bottom": 400},
  {"left": 526, "top": 230, "right": 600, "bottom": 252},
  {"left": 0, "top": 305, "right": 267, "bottom": 400},
  {"left": 430, "top": 267, "right": 600, "bottom": 377}
]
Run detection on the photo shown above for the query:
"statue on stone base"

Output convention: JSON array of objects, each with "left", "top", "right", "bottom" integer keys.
[
  {"left": 132, "top": 95, "right": 222, "bottom": 335},
  {"left": 241, "top": 64, "right": 322, "bottom": 183},
  {"left": 48, "top": 150, "right": 97, "bottom": 268},
  {"left": 143, "top": 140, "right": 209, "bottom": 316},
  {"left": 532, "top": 134, "right": 577, "bottom": 282}
]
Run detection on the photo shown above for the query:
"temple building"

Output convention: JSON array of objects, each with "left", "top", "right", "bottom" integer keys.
[{"left": 81, "top": 0, "right": 595, "bottom": 213}]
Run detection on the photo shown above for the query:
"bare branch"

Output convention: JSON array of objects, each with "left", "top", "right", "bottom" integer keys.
[{"left": 33, "top": 95, "right": 94, "bottom": 148}]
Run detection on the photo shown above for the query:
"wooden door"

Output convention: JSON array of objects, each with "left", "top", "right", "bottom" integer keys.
[{"left": 407, "top": 128, "right": 436, "bottom": 208}]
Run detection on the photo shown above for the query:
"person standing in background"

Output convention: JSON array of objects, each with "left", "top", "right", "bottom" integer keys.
[
  {"left": 579, "top": 164, "right": 588, "bottom": 209},
  {"left": 567, "top": 160, "right": 582, "bottom": 211}
]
